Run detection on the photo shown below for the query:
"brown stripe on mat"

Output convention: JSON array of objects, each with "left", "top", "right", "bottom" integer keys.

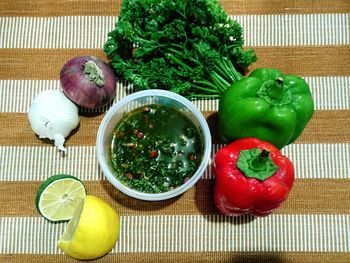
[
  {"left": 1, "top": 0, "right": 349, "bottom": 16},
  {"left": 0, "top": 110, "right": 349, "bottom": 146},
  {"left": 0, "top": 46, "right": 349, "bottom": 80},
  {"left": 1, "top": 252, "right": 350, "bottom": 263},
  {"left": 222, "top": 0, "right": 350, "bottom": 15},
  {"left": 0, "top": 0, "right": 121, "bottom": 17},
  {"left": 250, "top": 46, "right": 350, "bottom": 77},
  {"left": 1, "top": 179, "right": 349, "bottom": 216}
]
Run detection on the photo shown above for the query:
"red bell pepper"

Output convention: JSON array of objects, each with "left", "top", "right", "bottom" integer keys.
[{"left": 213, "top": 137, "right": 295, "bottom": 216}]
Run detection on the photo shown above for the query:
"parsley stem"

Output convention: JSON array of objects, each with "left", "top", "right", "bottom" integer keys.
[
  {"left": 165, "top": 53, "right": 194, "bottom": 73},
  {"left": 209, "top": 71, "right": 231, "bottom": 94},
  {"left": 191, "top": 83, "right": 221, "bottom": 94},
  {"left": 188, "top": 94, "right": 221, "bottom": 99}
]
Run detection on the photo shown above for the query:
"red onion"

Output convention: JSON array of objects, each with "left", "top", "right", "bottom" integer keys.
[{"left": 60, "top": 56, "right": 117, "bottom": 109}]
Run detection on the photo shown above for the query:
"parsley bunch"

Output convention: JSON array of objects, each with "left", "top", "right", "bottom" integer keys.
[{"left": 104, "top": 0, "right": 257, "bottom": 99}]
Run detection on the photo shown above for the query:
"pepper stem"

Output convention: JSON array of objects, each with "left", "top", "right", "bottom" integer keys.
[
  {"left": 83, "top": 60, "right": 105, "bottom": 87},
  {"left": 267, "top": 77, "right": 284, "bottom": 100},
  {"left": 236, "top": 148, "right": 277, "bottom": 181},
  {"left": 249, "top": 149, "right": 270, "bottom": 171}
]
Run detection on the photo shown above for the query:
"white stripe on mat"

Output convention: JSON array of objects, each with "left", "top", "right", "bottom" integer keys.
[
  {"left": 0, "top": 14, "right": 349, "bottom": 49},
  {"left": 0, "top": 76, "right": 349, "bottom": 113},
  {"left": 0, "top": 214, "right": 349, "bottom": 253},
  {"left": 237, "top": 13, "right": 350, "bottom": 46},
  {"left": 0, "top": 79, "right": 129, "bottom": 113},
  {"left": 0, "top": 143, "right": 349, "bottom": 181}
]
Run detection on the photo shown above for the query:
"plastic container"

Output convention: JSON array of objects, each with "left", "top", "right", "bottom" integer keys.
[{"left": 96, "top": 90, "right": 212, "bottom": 201}]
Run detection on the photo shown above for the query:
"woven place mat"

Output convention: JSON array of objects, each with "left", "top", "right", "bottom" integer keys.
[{"left": 0, "top": 0, "right": 349, "bottom": 262}]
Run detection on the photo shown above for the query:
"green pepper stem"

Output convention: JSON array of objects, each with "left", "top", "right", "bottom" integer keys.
[
  {"left": 83, "top": 60, "right": 105, "bottom": 87},
  {"left": 267, "top": 77, "right": 284, "bottom": 100}
]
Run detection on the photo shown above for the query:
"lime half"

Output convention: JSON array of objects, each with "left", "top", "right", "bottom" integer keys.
[{"left": 35, "top": 174, "right": 86, "bottom": 222}]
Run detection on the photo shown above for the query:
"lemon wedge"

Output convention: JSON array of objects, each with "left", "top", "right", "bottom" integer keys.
[{"left": 58, "top": 195, "right": 120, "bottom": 260}]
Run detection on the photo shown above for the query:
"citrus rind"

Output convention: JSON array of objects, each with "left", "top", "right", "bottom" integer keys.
[{"left": 35, "top": 174, "right": 86, "bottom": 222}]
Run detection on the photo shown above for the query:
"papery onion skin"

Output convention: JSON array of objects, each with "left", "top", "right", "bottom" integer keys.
[
  {"left": 60, "top": 56, "right": 117, "bottom": 109},
  {"left": 28, "top": 90, "right": 80, "bottom": 152}
]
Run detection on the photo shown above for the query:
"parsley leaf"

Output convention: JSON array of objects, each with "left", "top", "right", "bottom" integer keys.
[{"left": 104, "top": 0, "right": 257, "bottom": 99}]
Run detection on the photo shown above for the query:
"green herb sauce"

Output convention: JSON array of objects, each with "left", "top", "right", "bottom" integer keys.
[{"left": 110, "top": 104, "right": 204, "bottom": 194}]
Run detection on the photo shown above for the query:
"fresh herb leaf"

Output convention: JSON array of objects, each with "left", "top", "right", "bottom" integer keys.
[{"left": 104, "top": 0, "right": 257, "bottom": 99}]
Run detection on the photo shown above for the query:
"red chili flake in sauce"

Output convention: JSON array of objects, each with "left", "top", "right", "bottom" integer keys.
[
  {"left": 150, "top": 150, "right": 158, "bottom": 159},
  {"left": 188, "top": 154, "right": 196, "bottom": 161},
  {"left": 127, "top": 143, "right": 137, "bottom": 149},
  {"left": 126, "top": 172, "right": 133, "bottom": 180},
  {"left": 133, "top": 129, "right": 144, "bottom": 138}
]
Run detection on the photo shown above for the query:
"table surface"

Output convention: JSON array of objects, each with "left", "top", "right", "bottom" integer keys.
[{"left": 0, "top": 0, "right": 349, "bottom": 262}]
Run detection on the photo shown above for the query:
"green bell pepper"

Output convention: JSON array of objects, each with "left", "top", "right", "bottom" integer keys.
[{"left": 218, "top": 68, "right": 314, "bottom": 149}]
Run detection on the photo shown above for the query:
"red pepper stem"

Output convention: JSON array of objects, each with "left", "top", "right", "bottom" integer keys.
[
  {"left": 249, "top": 149, "right": 270, "bottom": 171},
  {"left": 236, "top": 148, "right": 277, "bottom": 181}
]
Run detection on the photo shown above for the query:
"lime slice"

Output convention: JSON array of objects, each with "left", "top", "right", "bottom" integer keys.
[{"left": 35, "top": 174, "right": 86, "bottom": 222}]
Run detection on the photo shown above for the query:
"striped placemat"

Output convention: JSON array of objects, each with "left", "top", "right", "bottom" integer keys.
[{"left": 0, "top": 0, "right": 349, "bottom": 262}]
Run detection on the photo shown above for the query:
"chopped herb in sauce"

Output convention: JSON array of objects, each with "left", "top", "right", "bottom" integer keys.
[{"left": 110, "top": 104, "right": 204, "bottom": 194}]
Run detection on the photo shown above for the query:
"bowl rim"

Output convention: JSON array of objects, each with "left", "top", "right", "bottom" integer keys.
[{"left": 96, "top": 89, "right": 212, "bottom": 201}]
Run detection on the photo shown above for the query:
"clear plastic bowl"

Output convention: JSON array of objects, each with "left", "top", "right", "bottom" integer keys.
[{"left": 96, "top": 90, "right": 212, "bottom": 201}]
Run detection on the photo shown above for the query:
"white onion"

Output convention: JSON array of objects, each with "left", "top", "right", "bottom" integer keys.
[{"left": 28, "top": 90, "right": 80, "bottom": 152}]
